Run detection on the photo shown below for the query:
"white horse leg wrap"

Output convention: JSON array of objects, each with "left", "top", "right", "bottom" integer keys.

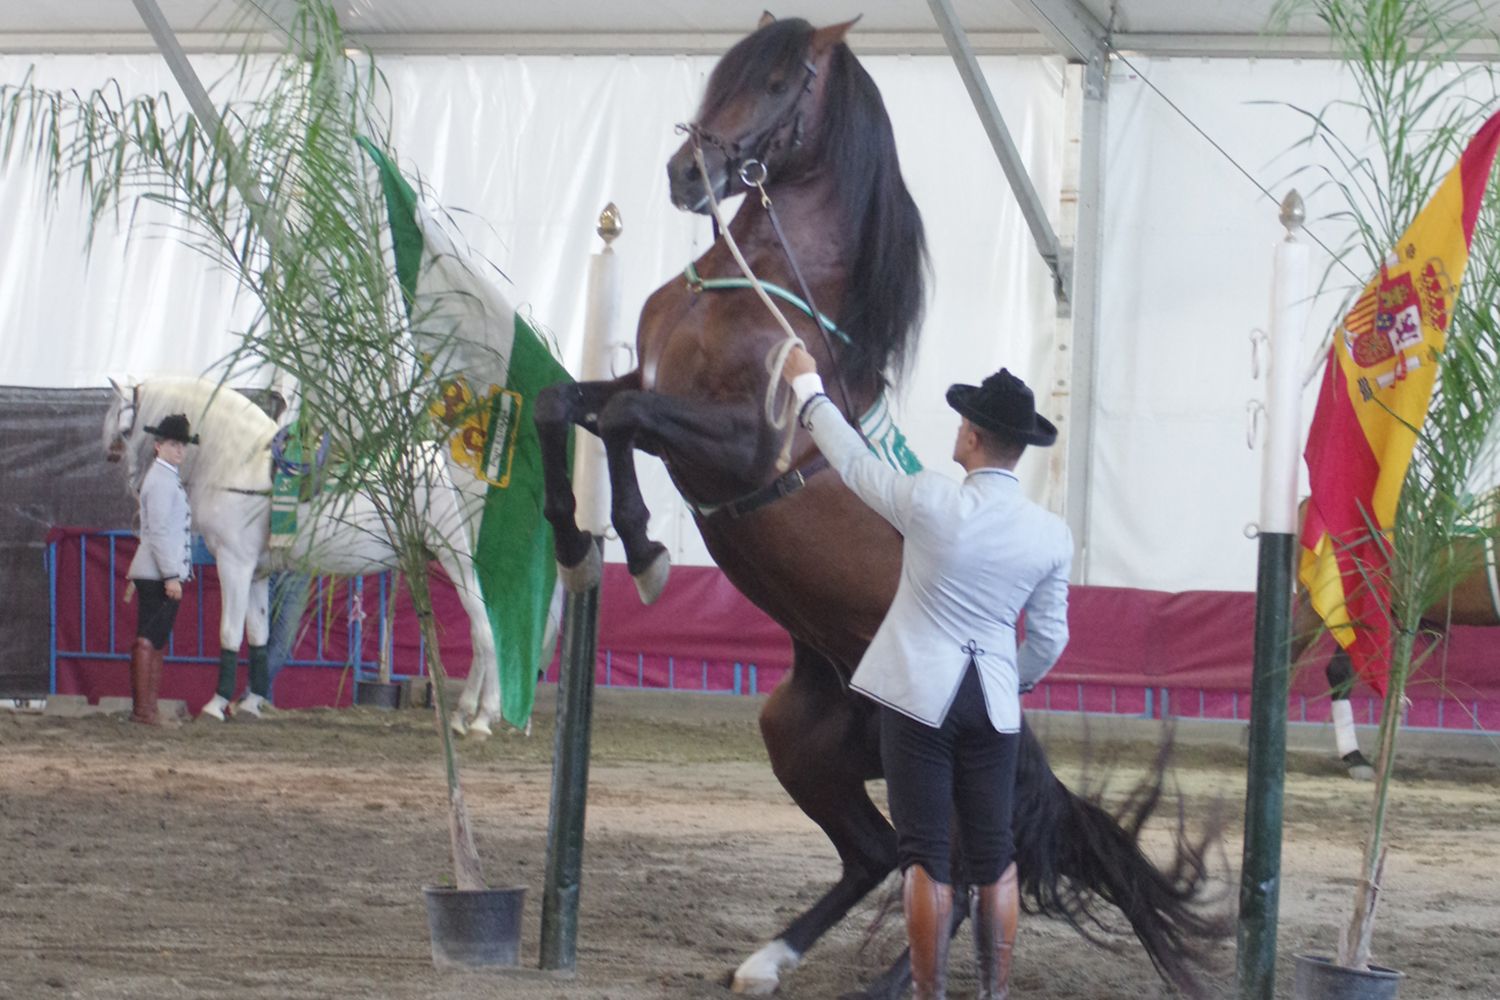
[
  {"left": 1331, "top": 698, "right": 1361, "bottom": 758},
  {"left": 731, "top": 939, "right": 802, "bottom": 995}
]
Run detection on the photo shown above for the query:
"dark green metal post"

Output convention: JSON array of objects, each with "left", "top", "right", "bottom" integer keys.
[
  {"left": 1236, "top": 532, "right": 1295, "bottom": 998},
  {"left": 538, "top": 575, "right": 600, "bottom": 972},
  {"left": 1236, "top": 190, "right": 1309, "bottom": 999}
]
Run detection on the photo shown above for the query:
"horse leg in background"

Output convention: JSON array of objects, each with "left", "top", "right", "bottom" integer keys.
[
  {"left": 205, "top": 553, "right": 255, "bottom": 721},
  {"left": 233, "top": 574, "right": 274, "bottom": 718},
  {"left": 446, "top": 559, "right": 499, "bottom": 738},
  {"left": 264, "top": 572, "right": 309, "bottom": 702},
  {"left": 535, "top": 374, "right": 641, "bottom": 592},
  {"left": 595, "top": 389, "right": 761, "bottom": 605},
  {"left": 1327, "top": 648, "right": 1375, "bottom": 781},
  {"left": 731, "top": 642, "right": 899, "bottom": 996},
  {"left": 426, "top": 470, "right": 502, "bottom": 739},
  {"left": 1288, "top": 571, "right": 1374, "bottom": 780}
]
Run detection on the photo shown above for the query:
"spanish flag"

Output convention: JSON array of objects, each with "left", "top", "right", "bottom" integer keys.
[{"left": 1300, "top": 111, "right": 1500, "bottom": 693}]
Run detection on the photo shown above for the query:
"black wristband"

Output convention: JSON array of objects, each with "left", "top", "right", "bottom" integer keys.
[{"left": 797, "top": 393, "right": 830, "bottom": 429}]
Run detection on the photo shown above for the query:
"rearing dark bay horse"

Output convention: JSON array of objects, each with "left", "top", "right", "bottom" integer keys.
[{"left": 536, "top": 17, "right": 1229, "bottom": 997}]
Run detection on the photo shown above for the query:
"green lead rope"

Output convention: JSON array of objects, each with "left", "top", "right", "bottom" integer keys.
[{"left": 684, "top": 262, "right": 852, "bottom": 346}]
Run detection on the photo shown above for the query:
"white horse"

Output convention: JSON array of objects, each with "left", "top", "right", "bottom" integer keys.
[{"left": 105, "top": 375, "right": 551, "bottom": 735}]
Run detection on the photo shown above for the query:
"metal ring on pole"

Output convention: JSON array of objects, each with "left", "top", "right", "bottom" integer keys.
[
  {"left": 1246, "top": 399, "right": 1265, "bottom": 450},
  {"left": 609, "top": 343, "right": 636, "bottom": 380},
  {"left": 1249, "top": 327, "right": 1268, "bottom": 380},
  {"left": 1244, "top": 522, "right": 1261, "bottom": 540}
]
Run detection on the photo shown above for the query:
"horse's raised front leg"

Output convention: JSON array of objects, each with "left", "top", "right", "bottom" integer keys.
[
  {"left": 732, "top": 641, "right": 898, "bottom": 995},
  {"left": 595, "top": 389, "right": 760, "bottom": 604},
  {"left": 535, "top": 374, "right": 641, "bottom": 592}
]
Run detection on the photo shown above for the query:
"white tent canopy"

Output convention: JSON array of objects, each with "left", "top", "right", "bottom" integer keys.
[
  {"left": 1, "top": 1, "right": 1480, "bottom": 592},
  {"left": 0, "top": 1, "right": 1350, "bottom": 56}
]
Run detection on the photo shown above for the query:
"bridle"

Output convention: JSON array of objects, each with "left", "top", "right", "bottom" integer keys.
[
  {"left": 108, "top": 384, "right": 141, "bottom": 462},
  {"left": 675, "top": 58, "right": 818, "bottom": 188},
  {"left": 675, "top": 51, "right": 864, "bottom": 449}
]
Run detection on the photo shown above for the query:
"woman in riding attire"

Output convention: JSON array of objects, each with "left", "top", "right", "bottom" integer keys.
[{"left": 126, "top": 413, "right": 196, "bottom": 726}]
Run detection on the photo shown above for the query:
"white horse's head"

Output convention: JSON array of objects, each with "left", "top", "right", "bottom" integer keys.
[{"left": 103, "top": 378, "right": 146, "bottom": 479}]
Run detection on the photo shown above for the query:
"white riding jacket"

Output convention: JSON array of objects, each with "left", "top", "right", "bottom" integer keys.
[
  {"left": 128, "top": 458, "right": 193, "bottom": 583},
  {"left": 795, "top": 381, "right": 1072, "bottom": 733}
]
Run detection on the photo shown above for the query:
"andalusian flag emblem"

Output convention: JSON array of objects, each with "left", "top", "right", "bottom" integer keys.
[
  {"left": 1299, "top": 111, "right": 1500, "bottom": 691},
  {"left": 360, "top": 138, "right": 572, "bottom": 727}
]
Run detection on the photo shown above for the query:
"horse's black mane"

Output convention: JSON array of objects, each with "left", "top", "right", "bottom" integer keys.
[{"left": 705, "top": 20, "right": 929, "bottom": 391}]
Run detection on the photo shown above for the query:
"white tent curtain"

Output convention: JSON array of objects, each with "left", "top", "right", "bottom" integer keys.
[{"left": 0, "top": 49, "right": 1065, "bottom": 572}]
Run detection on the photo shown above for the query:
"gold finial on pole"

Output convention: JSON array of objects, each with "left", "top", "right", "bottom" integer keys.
[
  {"left": 598, "top": 202, "right": 623, "bottom": 246},
  {"left": 1279, "top": 190, "right": 1305, "bottom": 237}
]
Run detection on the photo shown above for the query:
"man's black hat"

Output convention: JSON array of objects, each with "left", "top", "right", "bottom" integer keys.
[
  {"left": 143, "top": 413, "right": 199, "bottom": 445},
  {"left": 945, "top": 369, "right": 1057, "bottom": 447}
]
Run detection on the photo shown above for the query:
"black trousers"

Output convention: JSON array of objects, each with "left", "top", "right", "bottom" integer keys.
[
  {"left": 880, "top": 661, "right": 1020, "bottom": 886},
  {"left": 133, "top": 579, "right": 181, "bottom": 650}
]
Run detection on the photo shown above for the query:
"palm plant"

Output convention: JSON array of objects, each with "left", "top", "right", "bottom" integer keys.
[
  {"left": 1275, "top": 0, "right": 1500, "bottom": 972},
  {"left": 0, "top": 0, "right": 514, "bottom": 891}
]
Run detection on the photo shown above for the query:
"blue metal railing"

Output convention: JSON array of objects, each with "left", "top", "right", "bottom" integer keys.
[{"left": 45, "top": 529, "right": 411, "bottom": 692}]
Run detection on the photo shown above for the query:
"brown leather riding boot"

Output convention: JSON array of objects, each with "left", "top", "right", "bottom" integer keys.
[
  {"left": 973, "top": 862, "right": 1020, "bottom": 1000},
  {"left": 903, "top": 865, "right": 953, "bottom": 1000},
  {"left": 128, "top": 637, "right": 160, "bottom": 726}
]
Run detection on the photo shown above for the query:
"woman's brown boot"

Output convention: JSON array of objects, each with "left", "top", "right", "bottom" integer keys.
[
  {"left": 903, "top": 865, "right": 953, "bottom": 1000},
  {"left": 128, "top": 637, "right": 160, "bottom": 726},
  {"left": 972, "top": 862, "right": 1019, "bottom": 999}
]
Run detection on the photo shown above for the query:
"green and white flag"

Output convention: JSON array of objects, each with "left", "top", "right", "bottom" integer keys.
[{"left": 361, "top": 138, "right": 572, "bottom": 728}]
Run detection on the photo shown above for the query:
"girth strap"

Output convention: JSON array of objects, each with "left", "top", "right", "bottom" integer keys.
[{"left": 681, "top": 455, "right": 830, "bottom": 521}]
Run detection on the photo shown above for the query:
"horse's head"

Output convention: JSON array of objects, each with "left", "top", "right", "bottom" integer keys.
[
  {"left": 668, "top": 15, "right": 858, "bottom": 213},
  {"left": 103, "top": 378, "right": 140, "bottom": 468}
]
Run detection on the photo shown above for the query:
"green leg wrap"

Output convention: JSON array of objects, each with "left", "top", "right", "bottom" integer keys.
[
  {"left": 217, "top": 648, "right": 239, "bottom": 700},
  {"left": 248, "top": 645, "right": 271, "bottom": 700}
]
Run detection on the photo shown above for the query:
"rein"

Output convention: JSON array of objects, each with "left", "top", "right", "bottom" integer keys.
[{"left": 681, "top": 139, "right": 869, "bottom": 472}]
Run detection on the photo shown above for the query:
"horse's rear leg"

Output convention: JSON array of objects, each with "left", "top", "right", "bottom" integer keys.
[
  {"left": 732, "top": 646, "right": 897, "bottom": 995},
  {"left": 535, "top": 376, "right": 640, "bottom": 590},
  {"left": 1289, "top": 579, "right": 1372, "bottom": 778},
  {"left": 1327, "top": 649, "right": 1374, "bottom": 780},
  {"left": 430, "top": 499, "right": 501, "bottom": 738}
]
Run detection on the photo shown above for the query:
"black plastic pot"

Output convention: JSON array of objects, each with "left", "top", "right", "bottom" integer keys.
[
  {"left": 354, "top": 679, "right": 404, "bottom": 709},
  {"left": 1294, "top": 954, "right": 1403, "bottom": 1000},
  {"left": 422, "top": 886, "right": 525, "bottom": 969}
]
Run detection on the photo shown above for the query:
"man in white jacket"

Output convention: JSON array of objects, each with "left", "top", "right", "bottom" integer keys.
[
  {"left": 126, "top": 413, "right": 196, "bottom": 726},
  {"left": 783, "top": 349, "right": 1071, "bottom": 1000}
]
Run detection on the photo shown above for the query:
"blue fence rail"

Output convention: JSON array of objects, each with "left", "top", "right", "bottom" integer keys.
[{"left": 44, "top": 529, "right": 416, "bottom": 694}]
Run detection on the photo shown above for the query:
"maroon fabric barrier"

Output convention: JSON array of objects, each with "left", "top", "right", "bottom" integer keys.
[{"left": 45, "top": 527, "right": 1498, "bottom": 727}]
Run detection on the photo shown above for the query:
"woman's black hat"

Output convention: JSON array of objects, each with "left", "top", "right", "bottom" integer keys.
[
  {"left": 143, "top": 413, "right": 199, "bottom": 445},
  {"left": 945, "top": 369, "right": 1057, "bottom": 447}
]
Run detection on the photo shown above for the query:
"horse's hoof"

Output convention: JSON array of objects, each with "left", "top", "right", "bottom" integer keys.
[
  {"left": 468, "top": 715, "right": 493, "bottom": 739},
  {"left": 730, "top": 973, "right": 780, "bottom": 996},
  {"left": 631, "top": 544, "right": 671, "bottom": 605},
  {"left": 731, "top": 940, "right": 799, "bottom": 995},
  {"left": 1343, "top": 750, "right": 1376, "bottom": 781},
  {"left": 557, "top": 536, "right": 603, "bottom": 594},
  {"left": 449, "top": 714, "right": 469, "bottom": 737}
]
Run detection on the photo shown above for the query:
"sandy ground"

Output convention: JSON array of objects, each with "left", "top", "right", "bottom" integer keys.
[{"left": 1, "top": 689, "right": 1497, "bottom": 1000}]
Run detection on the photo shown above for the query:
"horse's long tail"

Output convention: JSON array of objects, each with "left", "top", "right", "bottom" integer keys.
[{"left": 1012, "top": 722, "right": 1232, "bottom": 999}]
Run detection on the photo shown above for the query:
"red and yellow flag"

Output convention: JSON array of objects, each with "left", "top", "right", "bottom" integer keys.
[{"left": 1300, "top": 111, "right": 1500, "bottom": 693}]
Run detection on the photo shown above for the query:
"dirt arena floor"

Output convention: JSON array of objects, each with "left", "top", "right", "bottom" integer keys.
[{"left": 2, "top": 688, "right": 1497, "bottom": 1000}]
